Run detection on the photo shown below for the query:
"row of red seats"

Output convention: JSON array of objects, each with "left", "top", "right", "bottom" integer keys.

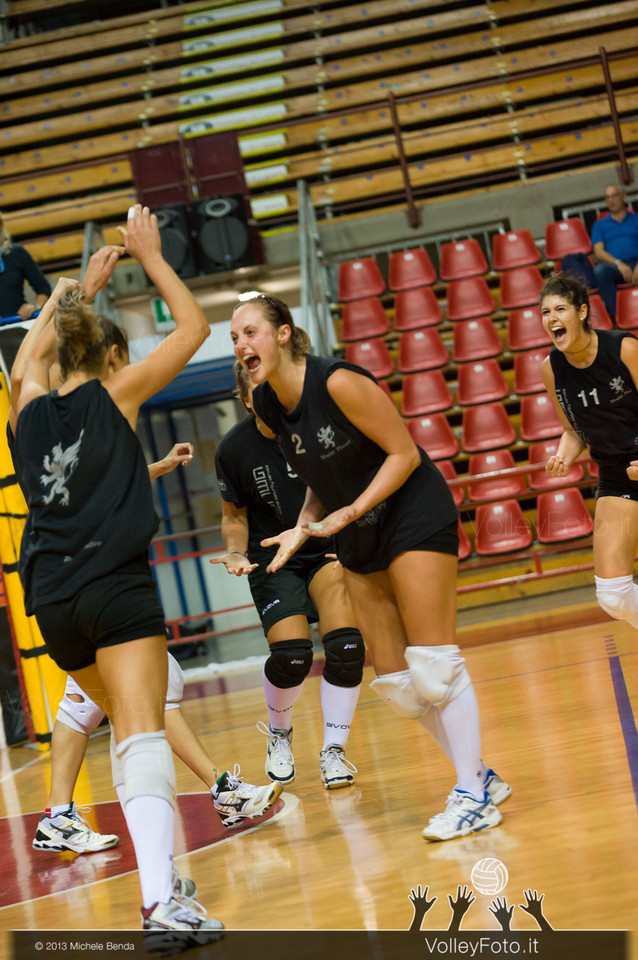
[
  {"left": 336, "top": 218, "right": 600, "bottom": 302},
  {"left": 343, "top": 292, "right": 626, "bottom": 378},
  {"left": 458, "top": 486, "right": 594, "bottom": 558},
  {"left": 340, "top": 278, "right": 638, "bottom": 340},
  {"left": 405, "top": 395, "right": 561, "bottom": 458},
  {"left": 439, "top": 443, "right": 596, "bottom": 506}
]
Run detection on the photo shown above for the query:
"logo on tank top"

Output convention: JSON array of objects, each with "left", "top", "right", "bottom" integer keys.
[
  {"left": 317, "top": 425, "right": 336, "bottom": 449},
  {"left": 609, "top": 375, "right": 632, "bottom": 403},
  {"left": 316, "top": 423, "right": 351, "bottom": 459},
  {"left": 253, "top": 464, "right": 283, "bottom": 520},
  {"left": 40, "top": 429, "right": 84, "bottom": 506}
]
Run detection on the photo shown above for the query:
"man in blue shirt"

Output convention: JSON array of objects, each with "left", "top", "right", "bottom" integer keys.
[
  {"left": 0, "top": 212, "right": 51, "bottom": 321},
  {"left": 562, "top": 185, "right": 638, "bottom": 320}
]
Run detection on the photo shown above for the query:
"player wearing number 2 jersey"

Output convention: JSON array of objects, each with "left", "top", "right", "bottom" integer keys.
[{"left": 541, "top": 271, "right": 638, "bottom": 634}]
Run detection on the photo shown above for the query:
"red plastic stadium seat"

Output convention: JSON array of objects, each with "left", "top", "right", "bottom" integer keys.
[
  {"left": 588, "top": 293, "right": 613, "bottom": 331},
  {"left": 345, "top": 338, "right": 393, "bottom": 379},
  {"left": 499, "top": 265, "right": 545, "bottom": 310},
  {"left": 474, "top": 500, "right": 533, "bottom": 555},
  {"left": 400, "top": 370, "right": 453, "bottom": 417},
  {"left": 398, "top": 328, "right": 448, "bottom": 373},
  {"left": 520, "top": 394, "right": 563, "bottom": 441},
  {"left": 507, "top": 305, "right": 551, "bottom": 351},
  {"left": 544, "top": 217, "right": 592, "bottom": 260},
  {"left": 587, "top": 458, "right": 599, "bottom": 479},
  {"left": 492, "top": 229, "right": 541, "bottom": 270},
  {"left": 458, "top": 518, "right": 472, "bottom": 560},
  {"left": 616, "top": 287, "right": 638, "bottom": 330},
  {"left": 456, "top": 358, "right": 509, "bottom": 406},
  {"left": 338, "top": 257, "right": 385, "bottom": 301},
  {"left": 340, "top": 297, "right": 390, "bottom": 341},
  {"left": 452, "top": 316, "right": 502, "bottom": 363},
  {"left": 439, "top": 239, "right": 488, "bottom": 280},
  {"left": 406, "top": 413, "right": 459, "bottom": 460},
  {"left": 536, "top": 488, "right": 593, "bottom": 543},
  {"left": 461, "top": 402, "right": 516, "bottom": 453},
  {"left": 393, "top": 286, "right": 443, "bottom": 331},
  {"left": 513, "top": 347, "right": 551, "bottom": 395},
  {"left": 468, "top": 450, "right": 525, "bottom": 502},
  {"left": 389, "top": 248, "right": 437, "bottom": 290},
  {"left": 527, "top": 440, "right": 584, "bottom": 491},
  {"left": 446, "top": 276, "right": 496, "bottom": 321},
  {"left": 436, "top": 459, "right": 464, "bottom": 507}
]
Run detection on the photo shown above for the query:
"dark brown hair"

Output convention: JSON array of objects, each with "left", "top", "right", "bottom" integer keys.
[
  {"left": 234, "top": 294, "right": 311, "bottom": 357},
  {"left": 233, "top": 359, "right": 251, "bottom": 405},
  {"left": 540, "top": 271, "right": 592, "bottom": 331}
]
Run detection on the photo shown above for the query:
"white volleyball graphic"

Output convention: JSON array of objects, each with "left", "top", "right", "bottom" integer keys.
[{"left": 470, "top": 858, "right": 509, "bottom": 895}]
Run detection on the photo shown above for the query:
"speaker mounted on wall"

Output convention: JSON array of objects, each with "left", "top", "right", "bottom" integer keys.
[
  {"left": 152, "top": 205, "right": 198, "bottom": 280},
  {"left": 191, "top": 194, "right": 254, "bottom": 274}
]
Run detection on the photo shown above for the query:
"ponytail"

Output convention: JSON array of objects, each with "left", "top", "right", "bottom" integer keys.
[{"left": 55, "top": 289, "right": 110, "bottom": 378}]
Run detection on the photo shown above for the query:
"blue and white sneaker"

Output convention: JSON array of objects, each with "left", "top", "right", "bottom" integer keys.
[
  {"left": 422, "top": 789, "right": 502, "bottom": 841},
  {"left": 484, "top": 768, "right": 512, "bottom": 806}
]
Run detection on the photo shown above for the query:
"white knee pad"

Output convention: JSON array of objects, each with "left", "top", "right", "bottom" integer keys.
[
  {"left": 110, "top": 724, "right": 124, "bottom": 791},
  {"left": 116, "top": 731, "right": 176, "bottom": 809},
  {"left": 405, "top": 645, "right": 471, "bottom": 707},
  {"left": 56, "top": 675, "right": 105, "bottom": 735},
  {"left": 595, "top": 575, "right": 638, "bottom": 627},
  {"left": 370, "top": 670, "right": 428, "bottom": 719},
  {"left": 165, "top": 652, "right": 184, "bottom": 712}
]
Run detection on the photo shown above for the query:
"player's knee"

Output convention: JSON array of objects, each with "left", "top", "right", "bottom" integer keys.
[
  {"left": 165, "top": 652, "right": 184, "bottom": 712},
  {"left": 56, "top": 678, "right": 104, "bottom": 735},
  {"left": 116, "top": 731, "right": 176, "bottom": 808},
  {"left": 405, "top": 645, "right": 470, "bottom": 707},
  {"left": 322, "top": 628, "right": 365, "bottom": 687},
  {"left": 264, "top": 638, "right": 313, "bottom": 689},
  {"left": 370, "top": 670, "right": 428, "bottom": 719},
  {"left": 595, "top": 574, "right": 638, "bottom": 621}
]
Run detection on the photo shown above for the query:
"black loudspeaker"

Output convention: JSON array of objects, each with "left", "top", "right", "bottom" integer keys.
[
  {"left": 152, "top": 205, "right": 198, "bottom": 280},
  {"left": 190, "top": 194, "right": 253, "bottom": 274}
]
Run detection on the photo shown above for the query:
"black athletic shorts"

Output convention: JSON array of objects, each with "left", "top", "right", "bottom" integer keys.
[
  {"left": 248, "top": 551, "right": 334, "bottom": 635},
  {"left": 34, "top": 562, "right": 166, "bottom": 671},
  {"left": 596, "top": 458, "right": 638, "bottom": 503}
]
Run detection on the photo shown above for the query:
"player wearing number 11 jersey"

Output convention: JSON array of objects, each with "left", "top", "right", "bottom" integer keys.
[{"left": 541, "top": 271, "right": 638, "bottom": 633}]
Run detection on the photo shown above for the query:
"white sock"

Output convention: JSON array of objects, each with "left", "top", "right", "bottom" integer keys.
[
  {"left": 320, "top": 678, "right": 360, "bottom": 749},
  {"left": 48, "top": 802, "right": 74, "bottom": 818},
  {"left": 432, "top": 684, "right": 485, "bottom": 800},
  {"left": 124, "top": 796, "right": 174, "bottom": 908},
  {"left": 263, "top": 671, "right": 303, "bottom": 732}
]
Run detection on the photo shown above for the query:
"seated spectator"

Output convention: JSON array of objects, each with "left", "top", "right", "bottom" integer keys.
[
  {"left": 0, "top": 211, "right": 52, "bottom": 321},
  {"left": 562, "top": 185, "right": 638, "bottom": 321}
]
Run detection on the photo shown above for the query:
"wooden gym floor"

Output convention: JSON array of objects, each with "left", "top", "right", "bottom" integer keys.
[{"left": 0, "top": 605, "right": 635, "bottom": 959}]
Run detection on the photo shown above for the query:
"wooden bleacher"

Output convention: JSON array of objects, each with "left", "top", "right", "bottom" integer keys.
[{"left": 0, "top": 0, "right": 636, "bottom": 266}]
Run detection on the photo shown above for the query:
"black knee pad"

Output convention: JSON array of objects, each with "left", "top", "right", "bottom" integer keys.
[
  {"left": 322, "top": 628, "right": 365, "bottom": 688},
  {"left": 264, "top": 638, "right": 313, "bottom": 689}
]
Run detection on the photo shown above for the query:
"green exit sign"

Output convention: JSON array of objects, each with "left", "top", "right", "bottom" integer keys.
[{"left": 152, "top": 297, "right": 177, "bottom": 332}]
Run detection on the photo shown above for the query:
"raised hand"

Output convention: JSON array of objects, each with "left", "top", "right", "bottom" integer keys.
[
  {"left": 82, "top": 245, "right": 125, "bottom": 302},
  {"left": 409, "top": 885, "right": 437, "bottom": 932},
  {"left": 489, "top": 897, "right": 514, "bottom": 931},
  {"left": 117, "top": 204, "right": 162, "bottom": 266},
  {"left": 448, "top": 885, "right": 475, "bottom": 931},
  {"left": 518, "top": 890, "right": 553, "bottom": 931}
]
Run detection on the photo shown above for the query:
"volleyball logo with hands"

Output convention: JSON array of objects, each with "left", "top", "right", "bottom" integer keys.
[{"left": 470, "top": 858, "right": 508, "bottom": 895}]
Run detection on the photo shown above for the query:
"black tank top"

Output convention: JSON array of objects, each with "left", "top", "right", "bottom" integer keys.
[
  {"left": 549, "top": 329, "right": 638, "bottom": 463},
  {"left": 253, "top": 354, "right": 457, "bottom": 571},
  {"left": 215, "top": 414, "right": 333, "bottom": 564},
  {"left": 13, "top": 379, "right": 158, "bottom": 613}
]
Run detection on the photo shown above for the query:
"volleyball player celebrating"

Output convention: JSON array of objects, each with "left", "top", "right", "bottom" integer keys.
[
  {"left": 212, "top": 361, "right": 364, "bottom": 790},
  {"left": 541, "top": 271, "right": 638, "bottom": 629},
  {"left": 12, "top": 206, "right": 222, "bottom": 933},
  {"left": 229, "top": 294, "right": 510, "bottom": 841}
]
